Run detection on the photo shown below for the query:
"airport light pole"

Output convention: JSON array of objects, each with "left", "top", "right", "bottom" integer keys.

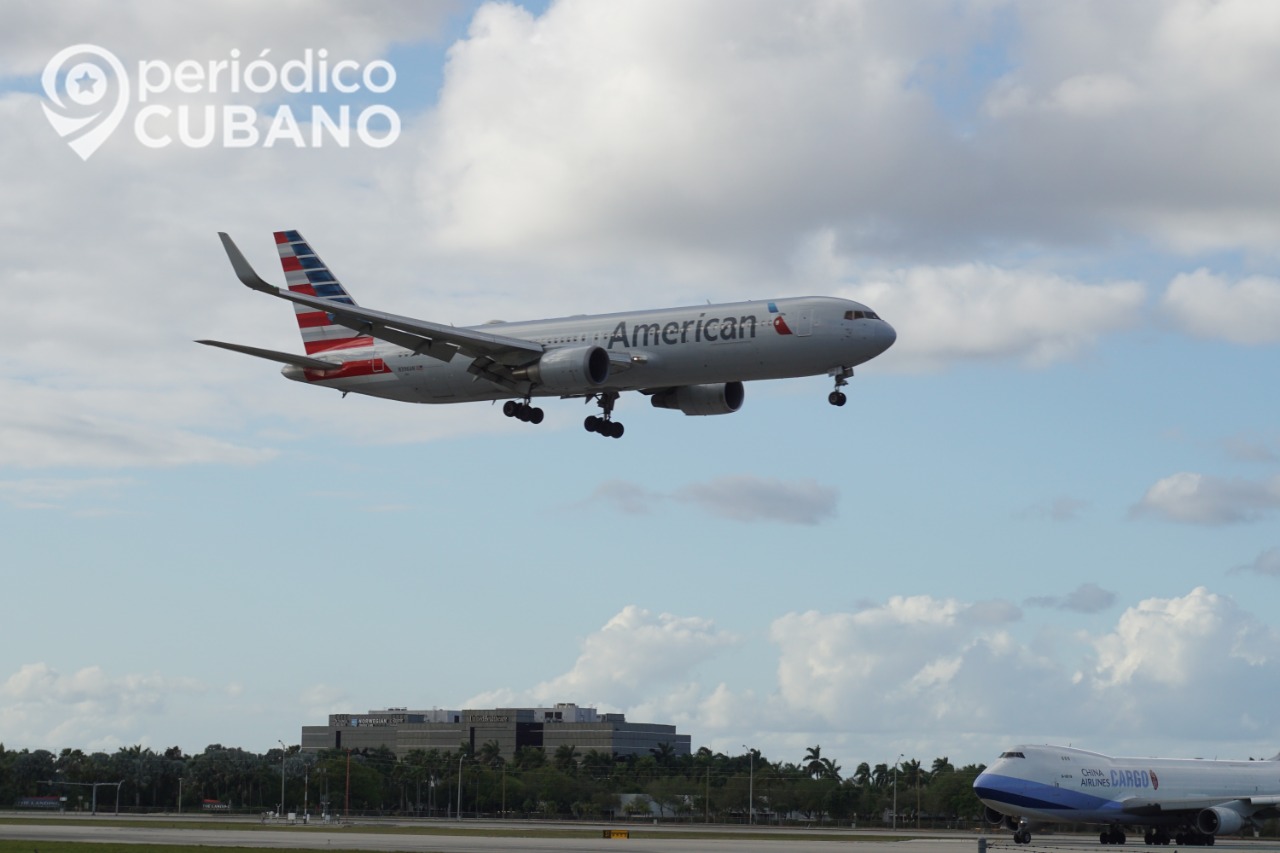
[
  {"left": 742, "top": 745, "right": 753, "bottom": 825},
  {"left": 892, "top": 753, "right": 903, "bottom": 830},
  {"left": 278, "top": 740, "right": 287, "bottom": 818},
  {"left": 455, "top": 753, "right": 479, "bottom": 821}
]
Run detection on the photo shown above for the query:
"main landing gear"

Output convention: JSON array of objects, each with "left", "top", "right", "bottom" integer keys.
[
  {"left": 503, "top": 399, "right": 544, "bottom": 424},
  {"left": 1100, "top": 827, "right": 1127, "bottom": 845},
  {"left": 1012, "top": 828, "right": 1032, "bottom": 844},
  {"left": 828, "top": 366, "right": 852, "bottom": 407},
  {"left": 584, "top": 391, "right": 624, "bottom": 439},
  {"left": 1144, "top": 828, "right": 1172, "bottom": 845},
  {"left": 1171, "top": 831, "right": 1213, "bottom": 846}
]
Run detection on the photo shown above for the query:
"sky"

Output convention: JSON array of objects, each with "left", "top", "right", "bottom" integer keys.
[{"left": 2, "top": 0, "right": 1279, "bottom": 774}]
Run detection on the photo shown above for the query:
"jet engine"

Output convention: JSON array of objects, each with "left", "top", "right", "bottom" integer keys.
[
  {"left": 983, "top": 807, "right": 1009, "bottom": 827},
  {"left": 650, "top": 381, "right": 744, "bottom": 416},
  {"left": 514, "top": 345, "right": 610, "bottom": 393},
  {"left": 1196, "top": 806, "right": 1245, "bottom": 836}
]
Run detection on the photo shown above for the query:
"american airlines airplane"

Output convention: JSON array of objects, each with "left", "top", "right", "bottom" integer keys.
[
  {"left": 200, "top": 230, "right": 896, "bottom": 437},
  {"left": 975, "top": 744, "right": 1280, "bottom": 846}
]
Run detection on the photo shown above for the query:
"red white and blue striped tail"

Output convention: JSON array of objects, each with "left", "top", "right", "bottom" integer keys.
[{"left": 274, "top": 229, "right": 372, "bottom": 355}]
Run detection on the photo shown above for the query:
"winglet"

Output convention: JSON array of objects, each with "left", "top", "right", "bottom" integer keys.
[{"left": 218, "top": 232, "right": 279, "bottom": 294}]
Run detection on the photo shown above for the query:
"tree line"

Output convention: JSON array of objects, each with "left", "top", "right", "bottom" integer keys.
[{"left": 0, "top": 740, "right": 987, "bottom": 825}]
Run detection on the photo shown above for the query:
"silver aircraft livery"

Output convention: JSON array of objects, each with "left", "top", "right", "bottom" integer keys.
[
  {"left": 200, "top": 230, "right": 897, "bottom": 437},
  {"left": 975, "top": 744, "right": 1280, "bottom": 846}
]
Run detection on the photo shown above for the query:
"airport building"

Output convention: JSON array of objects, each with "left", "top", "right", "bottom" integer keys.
[{"left": 301, "top": 703, "right": 690, "bottom": 761}]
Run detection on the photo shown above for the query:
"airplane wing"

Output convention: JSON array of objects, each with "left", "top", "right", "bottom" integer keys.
[
  {"left": 1121, "top": 795, "right": 1280, "bottom": 816},
  {"left": 218, "top": 233, "right": 545, "bottom": 376}
]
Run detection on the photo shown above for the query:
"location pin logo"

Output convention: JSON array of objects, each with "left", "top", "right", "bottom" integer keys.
[{"left": 41, "top": 44, "right": 129, "bottom": 161}]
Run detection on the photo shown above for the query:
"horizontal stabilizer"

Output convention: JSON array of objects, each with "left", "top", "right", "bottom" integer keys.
[{"left": 196, "top": 339, "right": 342, "bottom": 371}]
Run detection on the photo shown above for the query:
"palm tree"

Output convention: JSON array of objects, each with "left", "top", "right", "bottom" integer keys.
[
  {"left": 580, "top": 749, "right": 614, "bottom": 781},
  {"left": 478, "top": 740, "right": 504, "bottom": 769},
  {"left": 553, "top": 744, "right": 579, "bottom": 774},
  {"left": 803, "top": 745, "right": 824, "bottom": 779},
  {"left": 512, "top": 746, "right": 546, "bottom": 771},
  {"left": 820, "top": 756, "right": 842, "bottom": 782},
  {"left": 871, "top": 762, "right": 890, "bottom": 789},
  {"left": 854, "top": 762, "right": 871, "bottom": 787},
  {"left": 650, "top": 742, "right": 676, "bottom": 768}
]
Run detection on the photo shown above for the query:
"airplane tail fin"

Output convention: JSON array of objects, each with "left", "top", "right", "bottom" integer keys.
[{"left": 274, "top": 229, "right": 372, "bottom": 355}]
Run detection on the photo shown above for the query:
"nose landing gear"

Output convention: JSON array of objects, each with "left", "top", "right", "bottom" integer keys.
[{"left": 828, "top": 366, "right": 852, "bottom": 407}]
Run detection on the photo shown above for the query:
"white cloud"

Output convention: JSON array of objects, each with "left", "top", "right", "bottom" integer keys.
[
  {"left": 468, "top": 606, "right": 739, "bottom": 711},
  {"left": 1161, "top": 269, "right": 1280, "bottom": 344},
  {"left": 1132, "top": 471, "right": 1280, "bottom": 524},
  {"left": 1088, "top": 587, "right": 1280, "bottom": 693},
  {"left": 977, "top": 2, "right": 1280, "bottom": 254},
  {"left": 420, "top": 0, "right": 960, "bottom": 266},
  {"left": 846, "top": 265, "right": 1146, "bottom": 370},
  {"left": 768, "top": 597, "right": 1041, "bottom": 729},
  {"left": 457, "top": 588, "right": 1280, "bottom": 768},
  {"left": 0, "top": 662, "right": 207, "bottom": 748}
]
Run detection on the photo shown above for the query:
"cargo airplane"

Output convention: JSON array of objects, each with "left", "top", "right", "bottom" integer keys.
[
  {"left": 200, "top": 230, "right": 896, "bottom": 437},
  {"left": 975, "top": 744, "right": 1280, "bottom": 846}
]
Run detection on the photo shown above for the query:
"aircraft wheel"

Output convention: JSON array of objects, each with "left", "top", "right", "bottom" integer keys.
[
  {"left": 503, "top": 400, "right": 518, "bottom": 417},
  {"left": 828, "top": 391, "right": 847, "bottom": 406},
  {"left": 530, "top": 407, "right": 544, "bottom": 425},
  {"left": 584, "top": 416, "right": 599, "bottom": 433},
  {"left": 1101, "top": 831, "right": 1111, "bottom": 844},
  {"left": 610, "top": 421, "right": 625, "bottom": 439}
]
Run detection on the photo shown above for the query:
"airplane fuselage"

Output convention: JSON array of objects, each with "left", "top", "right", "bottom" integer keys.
[
  {"left": 975, "top": 744, "right": 1280, "bottom": 844},
  {"left": 282, "top": 296, "right": 895, "bottom": 404},
  {"left": 205, "top": 230, "right": 897, "bottom": 437}
]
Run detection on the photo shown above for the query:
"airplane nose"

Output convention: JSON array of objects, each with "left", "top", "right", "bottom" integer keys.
[{"left": 877, "top": 320, "right": 897, "bottom": 354}]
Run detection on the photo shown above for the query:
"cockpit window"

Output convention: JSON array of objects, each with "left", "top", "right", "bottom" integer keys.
[
  {"left": 844, "top": 310, "right": 881, "bottom": 321},
  {"left": 1000, "top": 751, "right": 1026, "bottom": 759}
]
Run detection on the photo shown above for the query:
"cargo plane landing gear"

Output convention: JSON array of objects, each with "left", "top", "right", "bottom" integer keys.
[
  {"left": 503, "top": 399, "right": 544, "bottom": 424},
  {"left": 584, "top": 391, "right": 624, "bottom": 439},
  {"left": 1100, "top": 827, "right": 1126, "bottom": 845},
  {"left": 828, "top": 366, "right": 852, "bottom": 407}
]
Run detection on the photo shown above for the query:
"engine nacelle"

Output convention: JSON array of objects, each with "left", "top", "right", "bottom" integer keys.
[
  {"left": 1196, "top": 806, "right": 1245, "bottom": 836},
  {"left": 515, "top": 345, "right": 610, "bottom": 393},
  {"left": 650, "top": 381, "right": 745, "bottom": 416},
  {"left": 983, "top": 806, "right": 1008, "bottom": 827}
]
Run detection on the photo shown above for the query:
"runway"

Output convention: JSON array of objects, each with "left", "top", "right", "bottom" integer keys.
[
  {"left": 2, "top": 819, "right": 1279, "bottom": 853},
  {"left": 0, "top": 819, "right": 955, "bottom": 853}
]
